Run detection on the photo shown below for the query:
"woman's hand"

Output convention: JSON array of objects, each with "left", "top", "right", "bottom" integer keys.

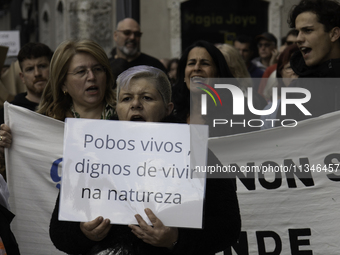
[
  {"left": 80, "top": 216, "right": 112, "bottom": 241},
  {"left": 129, "top": 208, "right": 178, "bottom": 249},
  {"left": 0, "top": 124, "right": 12, "bottom": 158}
]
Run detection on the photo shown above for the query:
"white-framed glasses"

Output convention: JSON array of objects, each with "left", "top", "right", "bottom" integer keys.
[{"left": 67, "top": 65, "right": 106, "bottom": 78}]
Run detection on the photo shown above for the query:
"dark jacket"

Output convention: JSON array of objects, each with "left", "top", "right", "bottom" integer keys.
[
  {"left": 276, "top": 51, "right": 340, "bottom": 124},
  {"left": 109, "top": 49, "right": 167, "bottom": 78},
  {"left": 290, "top": 51, "right": 340, "bottom": 78},
  {"left": 0, "top": 205, "right": 20, "bottom": 255}
]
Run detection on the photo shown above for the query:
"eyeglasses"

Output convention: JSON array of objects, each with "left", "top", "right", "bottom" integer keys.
[
  {"left": 257, "top": 42, "right": 274, "bottom": 48},
  {"left": 116, "top": 30, "right": 143, "bottom": 38},
  {"left": 67, "top": 65, "right": 106, "bottom": 79}
]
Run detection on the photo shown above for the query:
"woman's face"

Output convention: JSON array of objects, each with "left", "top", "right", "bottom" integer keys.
[
  {"left": 62, "top": 52, "right": 107, "bottom": 110},
  {"left": 116, "top": 78, "right": 174, "bottom": 122},
  {"left": 184, "top": 47, "right": 217, "bottom": 90},
  {"left": 281, "top": 62, "right": 298, "bottom": 87}
]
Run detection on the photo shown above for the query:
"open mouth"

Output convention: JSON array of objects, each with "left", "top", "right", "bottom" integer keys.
[
  {"left": 86, "top": 86, "right": 98, "bottom": 92},
  {"left": 130, "top": 115, "right": 145, "bottom": 121},
  {"left": 190, "top": 76, "right": 206, "bottom": 84},
  {"left": 300, "top": 47, "right": 312, "bottom": 56}
]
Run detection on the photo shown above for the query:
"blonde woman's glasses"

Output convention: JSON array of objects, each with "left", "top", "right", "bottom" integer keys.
[{"left": 67, "top": 65, "right": 106, "bottom": 79}]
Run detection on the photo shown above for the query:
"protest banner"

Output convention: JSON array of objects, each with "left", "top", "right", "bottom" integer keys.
[
  {"left": 4, "top": 103, "right": 207, "bottom": 254},
  {"left": 4, "top": 102, "right": 64, "bottom": 255},
  {"left": 5, "top": 102, "right": 340, "bottom": 254},
  {"left": 208, "top": 110, "right": 340, "bottom": 255},
  {"left": 60, "top": 118, "right": 207, "bottom": 228}
]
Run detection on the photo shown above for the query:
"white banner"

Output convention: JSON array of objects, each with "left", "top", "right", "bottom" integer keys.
[
  {"left": 60, "top": 118, "right": 207, "bottom": 228},
  {"left": 209, "top": 110, "right": 340, "bottom": 255},
  {"left": 5, "top": 101, "right": 340, "bottom": 254},
  {"left": 4, "top": 102, "right": 64, "bottom": 255}
]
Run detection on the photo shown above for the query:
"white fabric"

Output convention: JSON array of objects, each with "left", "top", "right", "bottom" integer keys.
[
  {"left": 4, "top": 102, "right": 64, "bottom": 255},
  {"left": 209, "top": 110, "right": 340, "bottom": 254},
  {"left": 5, "top": 101, "right": 340, "bottom": 254}
]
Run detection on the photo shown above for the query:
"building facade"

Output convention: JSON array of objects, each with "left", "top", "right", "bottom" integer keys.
[{"left": 0, "top": 0, "right": 303, "bottom": 60}]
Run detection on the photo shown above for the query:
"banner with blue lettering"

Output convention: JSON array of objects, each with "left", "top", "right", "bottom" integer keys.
[
  {"left": 4, "top": 102, "right": 64, "bottom": 255},
  {"left": 5, "top": 102, "right": 340, "bottom": 254},
  {"left": 209, "top": 110, "right": 340, "bottom": 254}
]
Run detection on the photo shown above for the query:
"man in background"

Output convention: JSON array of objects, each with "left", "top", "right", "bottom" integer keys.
[
  {"left": 234, "top": 34, "right": 264, "bottom": 79},
  {"left": 109, "top": 18, "right": 166, "bottom": 77},
  {"left": 0, "top": 42, "right": 53, "bottom": 124},
  {"left": 282, "top": 29, "right": 299, "bottom": 47},
  {"left": 252, "top": 32, "right": 278, "bottom": 72},
  {"left": 258, "top": 30, "right": 298, "bottom": 96}
]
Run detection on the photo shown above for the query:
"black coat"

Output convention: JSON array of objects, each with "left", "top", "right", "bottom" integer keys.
[
  {"left": 0, "top": 204, "right": 20, "bottom": 255},
  {"left": 276, "top": 52, "right": 340, "bottom": 124}
]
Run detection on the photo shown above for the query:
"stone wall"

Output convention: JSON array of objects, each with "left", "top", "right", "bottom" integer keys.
[
  {"left": 67, "top": 0, "right": 112, "bottom": 53},
  {"left": 5, "top": 0, "right": 338, "bottom": 58}
]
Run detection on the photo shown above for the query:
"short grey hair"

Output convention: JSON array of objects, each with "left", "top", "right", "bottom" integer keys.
[{"left": 116, "top": 65, "right": 172, "bottom": 105}]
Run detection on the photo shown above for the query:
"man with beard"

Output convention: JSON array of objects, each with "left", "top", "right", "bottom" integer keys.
[
  {"left": 109, "top": 18, "right": 166, "bottom": 77},
  {"left": 252, "top": 32, "right": 278, "bottom": 72},
  {"left": 0, "top": 42, "right": 53, "bottom": 124}
]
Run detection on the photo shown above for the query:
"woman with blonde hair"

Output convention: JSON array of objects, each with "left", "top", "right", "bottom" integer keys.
[
  {"left": 38, "top": 39, "right": 116, "bottom": 121},
  {"left": 216, "top": 43, "right": 266, "bottom": 121},
  {"left": 0, "top": 39, "right": 116, "bottom": 179},
  {"left": 216, "top": 43, "right": 252, "bottom": 92},
  {"left": 0, "top": 39, "right": 116, "bottom": 255}
]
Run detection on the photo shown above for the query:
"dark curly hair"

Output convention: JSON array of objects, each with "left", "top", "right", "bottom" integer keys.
[
  {"left": 288, "top": 0, "right": 340, "bottom": 33},
  {"left": 18, "top": 42, "right": 53, "bottom": 71}
]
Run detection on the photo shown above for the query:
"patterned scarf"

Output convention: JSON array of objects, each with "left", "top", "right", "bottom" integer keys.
[{"left": 70, "top": 104, "right": 114, "bottom": 120}]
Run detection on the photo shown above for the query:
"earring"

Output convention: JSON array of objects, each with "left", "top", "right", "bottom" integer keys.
[{"left": 63, "top": 91, "right": 68, "bottom": 95}]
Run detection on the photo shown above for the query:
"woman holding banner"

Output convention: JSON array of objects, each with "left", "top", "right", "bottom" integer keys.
[
  {"left": 0, "top": 39, "right": 116, "bottom": 255},
  {"left": 0, "top": 39, "right": 116, "bottom": 178},
  {"left": 49, "top": 65, "right": 241, "bottom": 255}
]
